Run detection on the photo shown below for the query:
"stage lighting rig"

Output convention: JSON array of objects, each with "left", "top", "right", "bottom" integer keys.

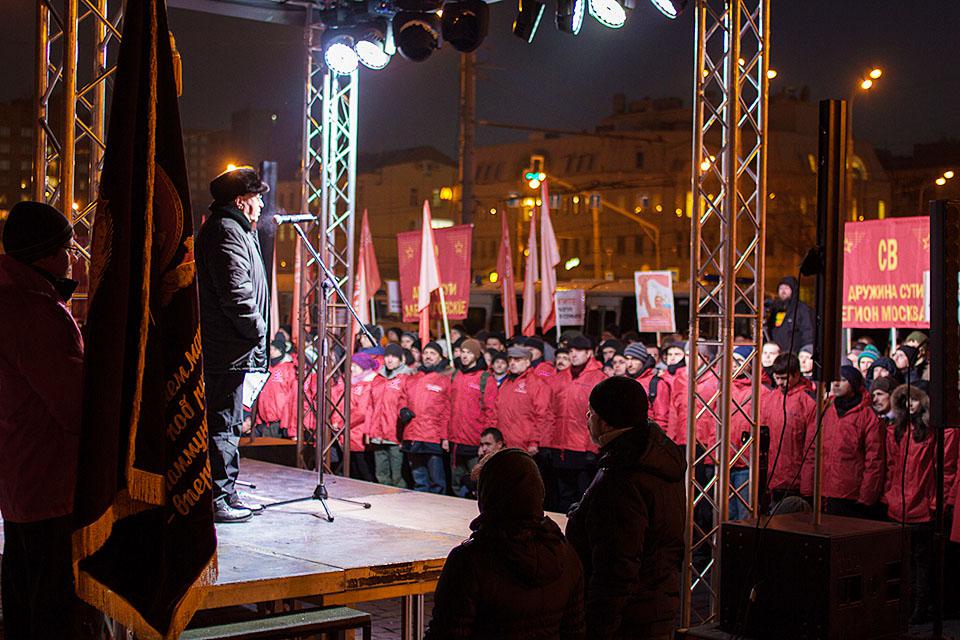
[
  {"left": 355, "top": 21, "right": 392, "bottom": 69},
  {"left": 512, "top": 0, "right": 545, "bottom": 42},
  {"left": 441, "top": 0, "right": 490, "bottom": 52},
  {"left": 589, "top": 0, "right": 626, "bottom": 28},
  {"left": 649, "top": 0, "right": 687, "bottom": 19},
  {"left": 323, "top": 31, "right": 360, "bottom": 75},
  {"left": 556, "top": 0, "right": 586, "bottom": 35},
  {"left": 393, "top": 11, "right": 441, "bottom": 60}
]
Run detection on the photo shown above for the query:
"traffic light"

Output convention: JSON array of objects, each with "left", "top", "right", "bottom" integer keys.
[{"left": 524, "top": 155, "right": 545, "bottom": 189}]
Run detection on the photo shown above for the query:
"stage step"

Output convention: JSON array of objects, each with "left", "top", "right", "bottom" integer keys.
[{"left": 181, "top": 606, "right": 372, "bottom": 640}]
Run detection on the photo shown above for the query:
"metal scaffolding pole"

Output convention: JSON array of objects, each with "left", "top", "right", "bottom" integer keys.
[
  {"left": 682, "top": 0, "right": 769, "bottom": 627},
  {"left": 294, "top": 9, "right": 359, "bottom": 475},
  {"left": 32, "top": 0, "right": 122, "bottom": 316}
]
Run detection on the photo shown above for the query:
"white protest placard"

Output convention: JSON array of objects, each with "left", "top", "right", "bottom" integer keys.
[
  {"left": 556, "top": 289, "right": 586, "bottom": 326},
  {"left": 634, "top": 270, "right": 676, "bottom": 333}
]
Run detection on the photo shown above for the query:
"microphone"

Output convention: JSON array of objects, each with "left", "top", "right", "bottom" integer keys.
[{"left": 273, "top": 213, "right": 318, "bottom": 225}]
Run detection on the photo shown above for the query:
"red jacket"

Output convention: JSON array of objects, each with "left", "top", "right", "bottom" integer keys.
[
  {"left": 800, "top": 394, "right": 885, "bottom": 504},
  {"left": 448, "top": 368, "right": 498, "bottom": 447},
  {"left": 368, "top": 364, "right": 413, "bottom": 443},
  {"left": 0, "top": 256, "right": 83, "bottom": 522},
  {"left": 636, "top": 367, "right": 672, "bottom": 428},
  {"left": 544, "top": 359, "right": 607, "bottom": 453},
  {"left": 533, "top": 360, "right": 556, "bottom": 380},
  {"left": 666, "top": 366, "right": 720, "bottom": 449},
  {"left": 884, "top": 425, "right": 958, "bottom": 524},
  {"left": 403, "top": 368, "right": 453, "bottom": 444},
  {"left": 496, "top": 368, "right": 550, "bottom": 450},
  {"left": 332, "top": 370, "right": 379, "bottom": 452},
  {"left": 760, "top": 378, "right": 816, "bottom": 491},
  {"left": 255, "top": 359, "right": 298, "bottom": 437}
]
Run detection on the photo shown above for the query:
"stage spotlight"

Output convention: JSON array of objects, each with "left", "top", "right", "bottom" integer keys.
[
  {"left": 355, "top": 24, "right": 392, "bottom": 69},
  {"left": 324, "top": 33, "right": 359, "bottom": 75},
  {"left": 513, "top": 0, "right": 545, "bottom": 43},
  {"left": 441, "top": 0, "right": 490, "bottom": 52},
  {"left": 589, "top": 0, "right": 625, "bottom": 28},
  {"left": 649, "top": 0, "right": 686, "bottom": 18},
  {"left": 556, "top": 0, "right": 586, "bottom": 35},
  {"left": 393, "top": 11, "right": 441, "bottom": 61}
]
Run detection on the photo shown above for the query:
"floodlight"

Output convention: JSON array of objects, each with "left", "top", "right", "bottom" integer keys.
[
  {"left": 393, "top": 11, "right": 441, "bottom": 61},
  {"left": 513, "top": 0, "right": 545, "bottom": 43},
  {"left": 556, "top": 0, "right": 586, "bottom": 34},
  {"left": 649, "top": 0, "right": 686, "bottom": 18},
  {"left": 441, "top": 0, "right": 490, "bottom": 52},
  {"left": 355, "top": 23, "right": 392, "bottom": 69},
  {"left": 589, "top": 0, "right": 625, "bottom": 28},
  {"left": 324, "top": 33, "right": 359, "bottom": 75}
]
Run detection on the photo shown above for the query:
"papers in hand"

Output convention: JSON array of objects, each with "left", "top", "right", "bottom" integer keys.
[{"left": 242, "top": 371, "right": 271, "bottom": 409}]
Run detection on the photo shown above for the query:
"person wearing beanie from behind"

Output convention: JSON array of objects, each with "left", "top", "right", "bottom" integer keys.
[
  {"left": 799, "top": 364, "right": 884, "bottom": 519},
  {"left": 448, "top": 338, "right": 498, "bottom": 497},
  {"left": 565, "top": 377, "right": 686, "bottom": 640},
  {"left": 426, "top": 449, "right": 585, "bottom": 639},
  {"left": 1, "top": 201, "right": 85, "bottom": 638}
]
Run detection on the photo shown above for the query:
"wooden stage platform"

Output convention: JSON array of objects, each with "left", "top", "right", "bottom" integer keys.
[{"left": 1, "top": 459, "right": 564, "bottom": 639}]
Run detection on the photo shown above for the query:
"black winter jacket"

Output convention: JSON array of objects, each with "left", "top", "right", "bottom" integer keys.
[
  {"left": 196, "top": 203, "right": 269, "bottom": 373},
  {"left": 565, "top": 423, "right": 686, "bottom": 639},
  {"left": 425, "top": 517, "right": 585, "bottom": 640}
]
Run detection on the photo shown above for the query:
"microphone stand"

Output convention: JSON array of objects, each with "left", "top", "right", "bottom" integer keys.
[{"left": 263, "top": 221, "right": 374, "bottom": 521}]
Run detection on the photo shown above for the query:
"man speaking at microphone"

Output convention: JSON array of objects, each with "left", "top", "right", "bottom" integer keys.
[{"left": 197, "top": 166, "right": 270, "bottom": 523}]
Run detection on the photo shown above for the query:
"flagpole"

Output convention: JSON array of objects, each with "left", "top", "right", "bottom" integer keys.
[
  {"left": 554, "top": 292, "right": 561, "bottom": 343},
  {"left": 370, "top": 297, "right": 377, "bottom": 325},
  {"left": 438, "top": 286, "right": 453, "bottom": 359}
]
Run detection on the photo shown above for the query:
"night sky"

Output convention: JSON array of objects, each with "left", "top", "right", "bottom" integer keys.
[{"left": 2, "top": 1, "right": 958, "bottom": 157}]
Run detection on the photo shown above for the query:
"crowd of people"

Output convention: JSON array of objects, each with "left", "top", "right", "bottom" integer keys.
[{"left": 250, "top": 276, "right": 957, "bottom": 624}]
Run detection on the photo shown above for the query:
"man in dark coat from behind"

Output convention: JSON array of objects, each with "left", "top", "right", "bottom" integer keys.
[
  {"left": 196, "top": 166, "right": 270, "bottom": 523},
  {"left": 426, "top": 449, "right": 585, "bottom": 640},
  {"left": 565, "top": 376, "right": 686, "bottom": 640}
]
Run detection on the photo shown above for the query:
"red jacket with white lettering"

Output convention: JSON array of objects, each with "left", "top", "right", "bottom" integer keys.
[
  {"left": 402, "top": 367, "right": 453, "bottom": 444},
  {"left": 533, "top": 360, "right": 556, "bottom": 380},
  {"left": 636, "top": 367, "right": 672, "bottom": 428},
  {"left": 368, "top": 364, "right": 414, "bottom": 443},
  {"left": 449, "top": 367, "right": 498, "bottom": 447},
  {"left": 760, "top": 378, "right": 816, "bottom": 492},
  {"left": 666, "top": 366, "right": 720, "bottom": 448},
  {"left": 255, "top": 359, "right": 299, "bottom": 437},
  {"left": 331, "top": 370, "right": 379, "bottom": 453},
  {"left": 884, "top": 417, "right": 958, "bottom": 524},
  {"left": 544, "top": 359, "right": 607, "bottom": 453},
  {"left": 496, "top": 368, "right": 550, "bottom": 450},
  {"left": 800, "top": 394, "right": 885, "bottom": 504}
]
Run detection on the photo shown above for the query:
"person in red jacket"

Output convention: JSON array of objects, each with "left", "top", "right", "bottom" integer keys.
[
  {"left": 497, "top": 346, "right": 551, "bottom": 454},
  {"left": 448, "top": 339, "right": 498, "bottom": 496},
  {"left": 344, "top": 353, "right": 380, "bottom": 482},
  {"left": 884, "top": 383, "right": 958, "bottom": 623},
  {"left": 0, "top": 202, "right": 84, "bottom": 638},
  {"left": 401, "top": 341, "right": 453, "bottom": 493},
  {"left": 253, "top": 334, "right": 299, "bottom": 438},
  {"left": 523, "top": 336, "right": 556, "bottom": 379},
  {"left": 545, "top": 335, "right": 608, "bottom": 512},
  {"left": 368, "top": 343, "right": 413, "bottom": 487},
  {"left": 800, "top": 365, "right": 885, "bottom": 518},
  {"left": 624, "top": 343, "right": 671, "bottom": 428},
  {"left": 764, "top": 353, "right": 817, "bottom": 503}
]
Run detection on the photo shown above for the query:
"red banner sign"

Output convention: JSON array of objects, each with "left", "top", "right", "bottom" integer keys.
[
  {"left": 398, "top": 224, "right": 473, "bottom": 322},
  {"left": 842, "top": 217, "right": 930, "bottom": 329}
]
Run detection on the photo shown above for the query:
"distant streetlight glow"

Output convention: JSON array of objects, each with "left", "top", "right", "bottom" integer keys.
[
  {"left": 936, "top": 177, "right": 947, "bottom": 186},
  {"left": 564, "top": 257, "right": 581, "bottom": 270},
  {"left": 439, "top": 186, "right": 454, "bottom": 201},
  {"left": 699, "top": 158, "right": 711, "bottom": 172},
  {"left": 869, "top": 68, "right": 883, "bottom": 80},
  {"left": 944, "top": 170, "right": 955, "bottom": 179},
  {"left": 766, "top": 68, "right": 778, "bottom": 79},
  {"left": 860, "top": 78, "right": 873, "bottom": 90},
  {"left": 226, "top": 163, "right": 237, "bottom": 171},
  {"left": 489, "top": 271, "right": 499, "bottom": 283}
]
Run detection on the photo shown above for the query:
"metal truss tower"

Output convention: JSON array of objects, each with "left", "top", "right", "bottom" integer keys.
[
  {"left": 34, "top": 0, "right": 123, "bottom": 313},
  {"left": 295, "top": 10, "right": 359, "bottom": 475},
  {"left": 682, "top": 0, "right": 770, "bottom": 626}
]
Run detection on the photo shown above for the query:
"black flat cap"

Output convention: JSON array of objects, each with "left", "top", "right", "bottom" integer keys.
[{"left": 209, "top": 166, "right": 269, "bottom": 202}]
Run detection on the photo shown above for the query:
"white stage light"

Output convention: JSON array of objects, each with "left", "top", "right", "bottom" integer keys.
[
  {"left": 589, "top": 0, "right": 625, "bottom": 28},
  {"left": 324, "top": 36, "right": 359, "bottom": 75}
]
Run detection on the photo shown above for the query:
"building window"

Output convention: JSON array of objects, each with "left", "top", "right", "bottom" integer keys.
[
  {"left": 409, "top": 188, "right": 419, "bottom": 206},
  {"left": 0, "top": 160, "right": 11, "bottom": 171},
  {"left": 0, "top": 126, "right": 10, "bottom": 137},
  {"left": 635, "top": 151, "right": 645, "bottom": 169},
  {"left": 20, "top": 128, "right": 31, "bottom": 138},
  {"left": 0, "top": 143, "right": 9, "bottom": 154},
  {"left": 634, "top": 235, "right": 645, "bottom": 254},
  {"left": 616, "top": 236, "right": 626, "bottom": 254}
]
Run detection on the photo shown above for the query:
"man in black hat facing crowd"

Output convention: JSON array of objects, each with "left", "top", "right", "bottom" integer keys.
[
  {"left": 0, "top": 201, "right": 85, "bottom": 637},
  {"left": 565, "top": 376, "right": 686, "bottom": 640},
  {"left": 196, "top": 166, "right": 270, "bottom": 523}
]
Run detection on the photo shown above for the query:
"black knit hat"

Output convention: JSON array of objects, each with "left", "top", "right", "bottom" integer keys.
[
  {"left": 840, "top": 364, "right": 864, "bottom": 392},
  {"left": 423, "top": 340, "right": 444, "bottom": 357},
  {"left": 2, "top": 201, "right": 73, "bottom": 263},
  {"left": 568, "top": 335, "right": 593, "bottom": 350},
  {"left": 896, "top": 345, "right": 919, "bottom": 368},
  {"left": 209, "top": 166, "right": 269, "bottom": 202},
  {"left": 589, "top": 376, "right": 649, "bottom": 429},
  {"left": 384, "top": 343, "right": 404, "bottom": 359},
  {"left": 476, "top": 448, "right": 544, "bottom": 525}
]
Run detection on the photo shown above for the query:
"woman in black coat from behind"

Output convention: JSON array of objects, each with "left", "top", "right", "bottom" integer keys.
[{"left": 425, "top": 449, "right": 585, "bottom": 640}]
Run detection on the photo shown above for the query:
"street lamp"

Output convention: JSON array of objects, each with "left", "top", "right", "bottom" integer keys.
[
  {"left": 846, "top": 66, "right": 884, "bottom": 221},
  {"left": 917, "top": 169, "right": 955, "bottom": 214}
]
